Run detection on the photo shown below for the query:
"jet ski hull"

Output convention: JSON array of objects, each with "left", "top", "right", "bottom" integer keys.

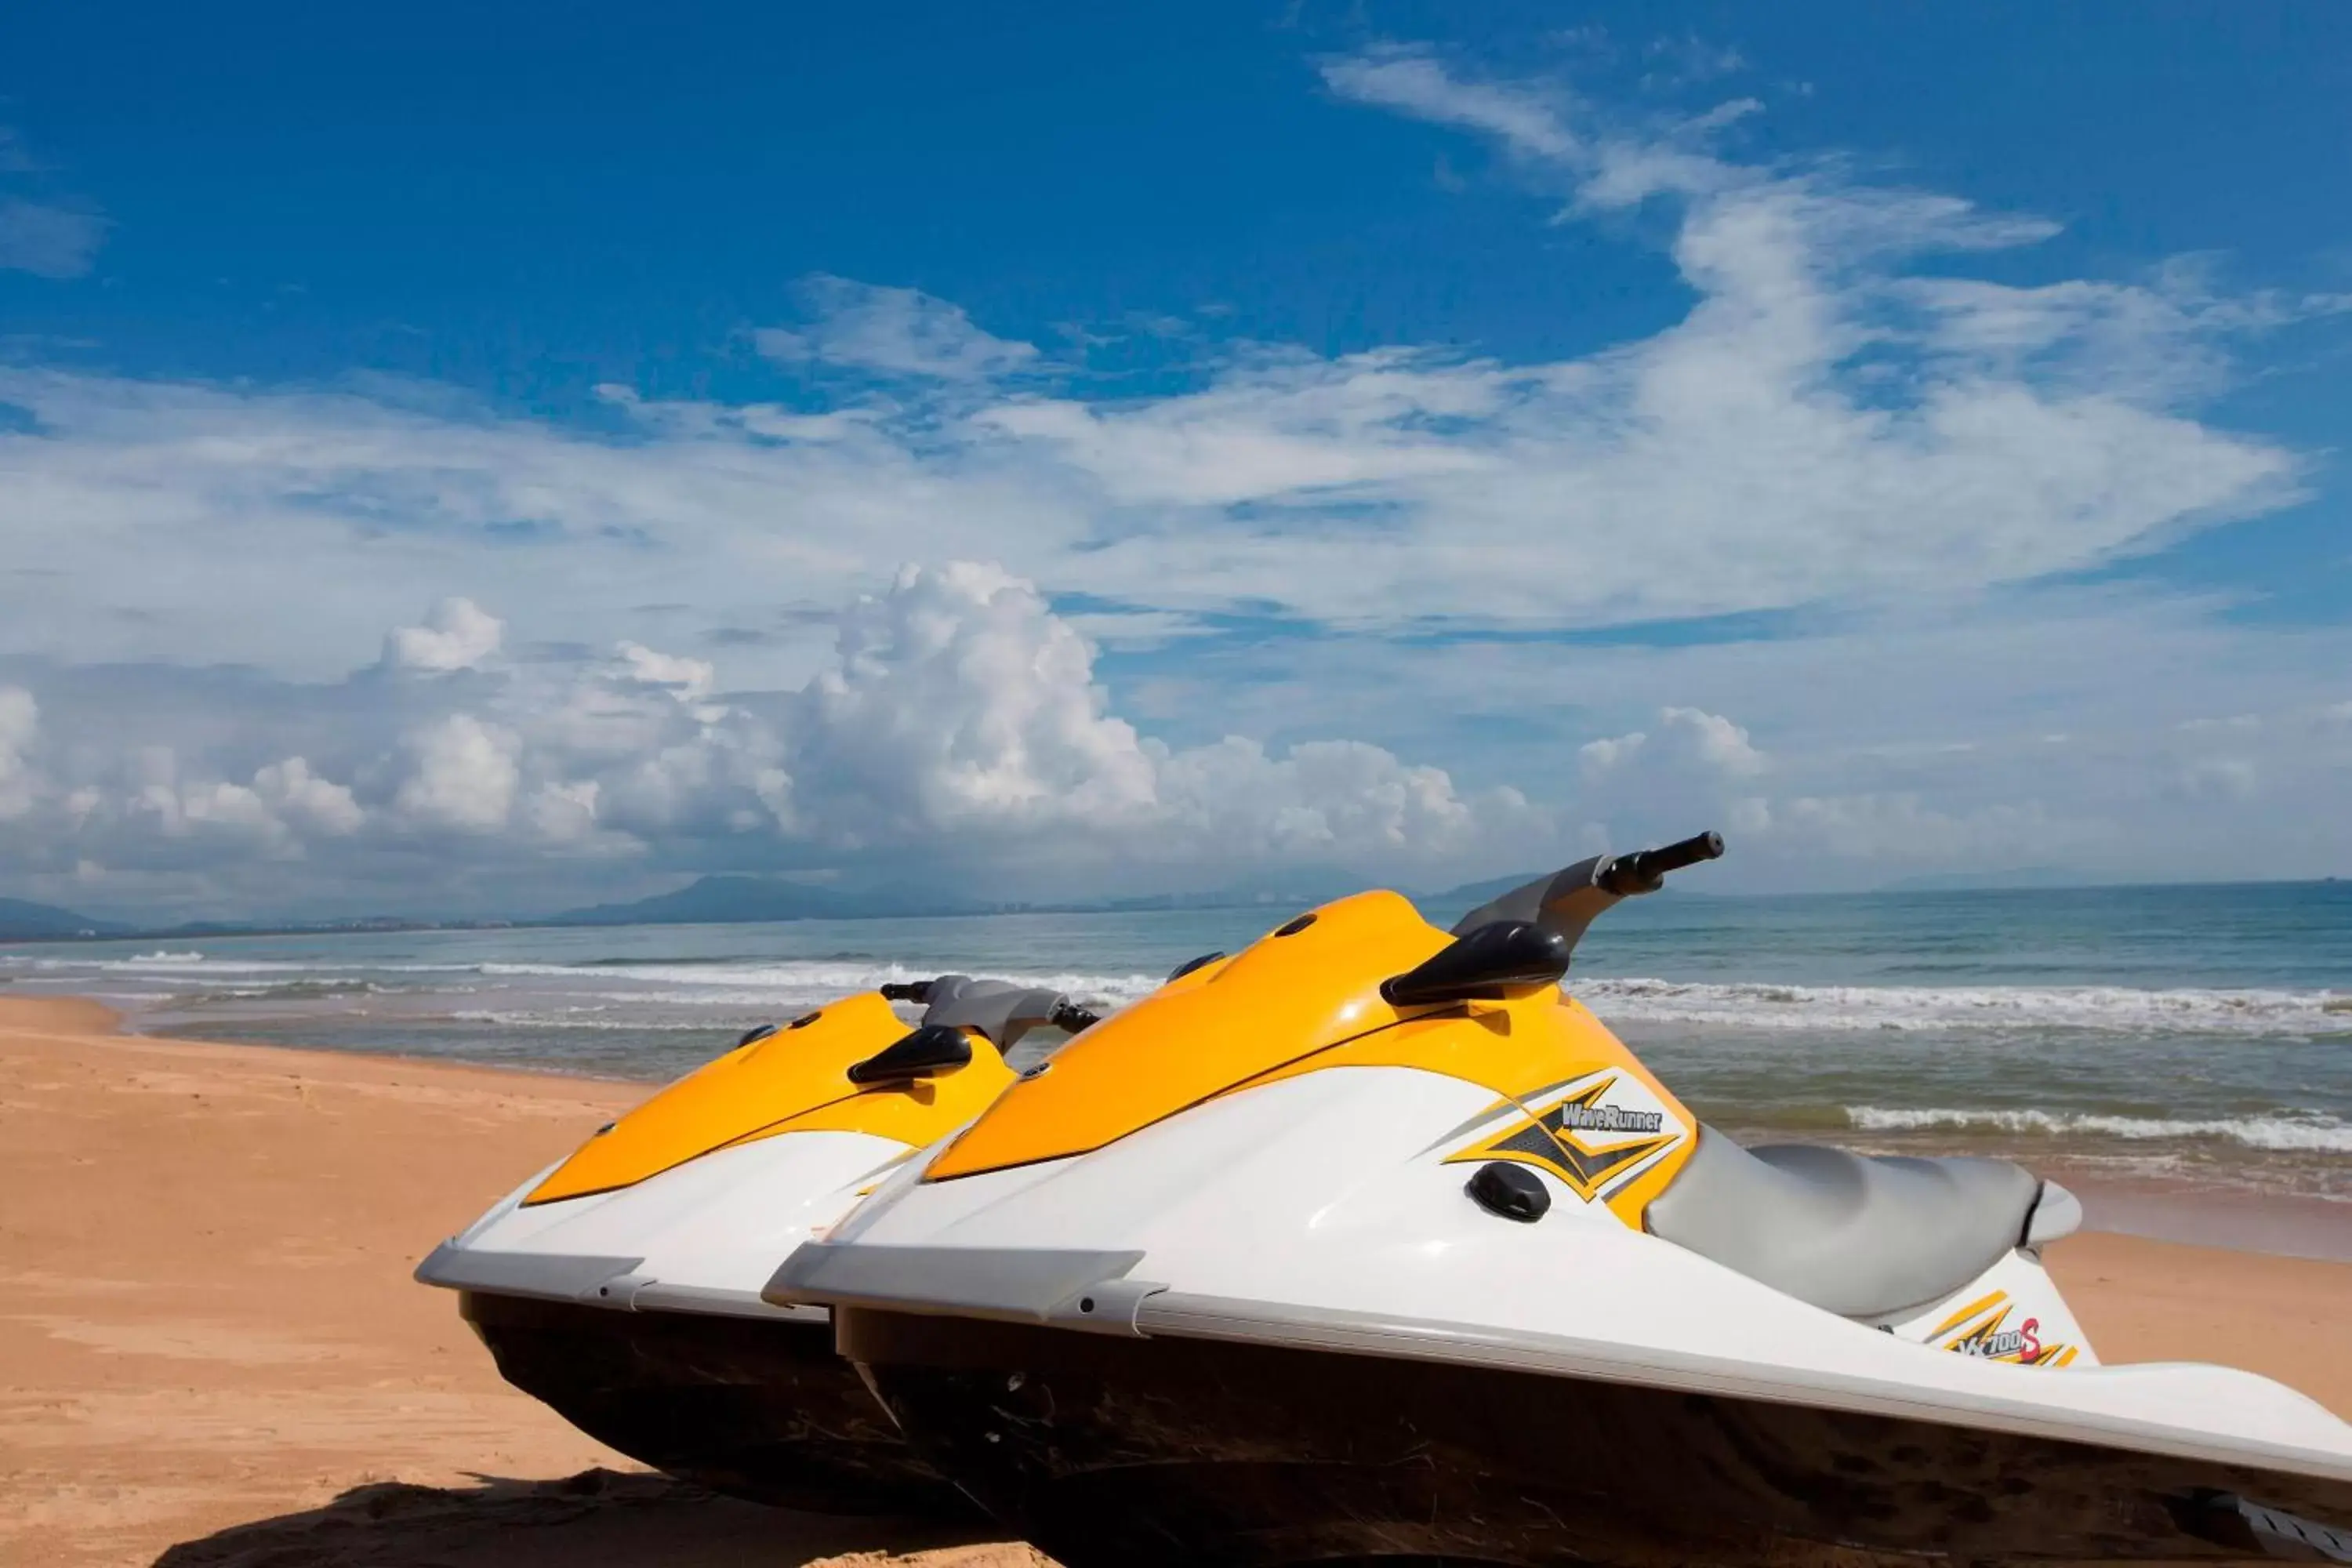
[
  {"left": 463, "top": 1290, "right": 967, "bottom": 1515},
  {"left": 844, "top": 1307, "right": 2352, "bottom": 1567}
]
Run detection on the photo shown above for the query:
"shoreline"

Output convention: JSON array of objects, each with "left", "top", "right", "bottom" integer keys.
[
  {"left": 73, "top": 993, "right": 2352, "bottom": 1265},
  {"left": 4, "top": 995, "right": 2350, "bottom": 1565}
]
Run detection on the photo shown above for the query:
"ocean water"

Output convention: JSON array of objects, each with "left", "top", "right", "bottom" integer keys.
[{"left": 5, "top": 880, "right": 2347, "bottom": 1207}]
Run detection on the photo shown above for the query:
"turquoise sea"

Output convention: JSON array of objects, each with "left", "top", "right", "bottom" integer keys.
[{"left": 6, "top": 880, "right": 2347, "bottom": 1213}]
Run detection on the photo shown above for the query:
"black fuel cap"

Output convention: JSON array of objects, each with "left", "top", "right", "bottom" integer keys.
[{"left": 1467, "top": 1161, "right": 1551, "bottom": 1223}]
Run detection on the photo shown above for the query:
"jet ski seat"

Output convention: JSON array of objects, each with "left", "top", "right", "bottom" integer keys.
[{"left": 1645, "top": 1128, "right": 2078, "bottom": 1319}]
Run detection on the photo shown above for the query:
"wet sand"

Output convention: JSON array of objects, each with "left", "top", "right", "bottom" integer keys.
[{"left": 2, "top": 996, "right": 2346, "bottom": 1566}]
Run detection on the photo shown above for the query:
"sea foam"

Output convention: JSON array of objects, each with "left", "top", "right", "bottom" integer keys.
[{"left": 1843, "top": 1105, "right": 2352, "bottom": 1152}]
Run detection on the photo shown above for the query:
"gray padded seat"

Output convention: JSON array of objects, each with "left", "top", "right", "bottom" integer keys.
[{"left": 1645, "top": 1127, "right": 2045, "bottom": 1318}]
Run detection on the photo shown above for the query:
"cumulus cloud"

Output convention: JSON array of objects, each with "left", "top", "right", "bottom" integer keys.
[
  {"left": 786, "top": 562, "right": 1534, "bottom": 872},
  {"left": 1581, "top": 707, "right": 1765, "bottom": 779},
  {"left": 394, "top": 714, "right": 520, "bottom": 833},
  {"left": 787, "top": 561, "right": 1160, "bottom": 844},
  {"left": 253, "top": 758, "right": 365, "bottom": 837},
  {"left": 0, "top": 568, "right": 1550, "bottom": 913},
  {"left": 383, "top": 598, "right": 504, "bottom": 673}
]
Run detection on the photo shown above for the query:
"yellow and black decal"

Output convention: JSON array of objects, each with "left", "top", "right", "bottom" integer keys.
[
  {"left": 1443, "top": 1070, "right": 1688, "bottom": 1220},
  {"left": 1929, "top": 1290, "right": 2080, "bottom": 1368}
]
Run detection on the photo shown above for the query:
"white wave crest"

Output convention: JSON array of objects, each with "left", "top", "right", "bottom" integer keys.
[
  {"left": 475, "top": 959, "right": 1163, "bottom": 1004},
  {"left": 1573, "top": 978, "right": 2352, "bottom": 1036},
  {"left": 1845, "top": 1105, "right": 2352, "bottom": 1152}
]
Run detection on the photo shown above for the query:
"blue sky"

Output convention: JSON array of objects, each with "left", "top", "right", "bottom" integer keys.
[{"left": 2, "top": 2, "right": 2349, "bottom": 916}]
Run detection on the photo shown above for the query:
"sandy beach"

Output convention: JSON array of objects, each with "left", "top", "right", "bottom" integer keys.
[{"left": 2, "top": 996, "right": 2347, "bottom": 1567}]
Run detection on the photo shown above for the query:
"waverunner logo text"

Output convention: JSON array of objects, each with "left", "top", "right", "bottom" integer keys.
[{"left": 1552, "top": 1102, "right": 1664, "bottom": 1135}]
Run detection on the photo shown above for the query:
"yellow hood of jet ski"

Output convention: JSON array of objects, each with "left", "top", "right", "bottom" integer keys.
[
  {"left": 528, "top": 990, "right": 1014, "bottom": 1206},
  {"left": 925, "top": 891, "right": 1694, "bottom": 1223}
]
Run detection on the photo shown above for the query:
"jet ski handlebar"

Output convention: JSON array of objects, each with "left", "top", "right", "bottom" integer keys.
[
  {"left": 1450, "top": 828, "right": 1725, "bottom": 956},
  {"left": 1597, "top": 829, "right": 1725, "bottom": 895},
  {"left": 1049, "top": 999, "right": 1103, "bottom": 1034},
  {"left": 878, "top": 976, "right": 1102, "bottom": 1043}
]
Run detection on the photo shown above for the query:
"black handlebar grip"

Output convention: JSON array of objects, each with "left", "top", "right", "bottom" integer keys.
[
  {"left": 1600, "top": 829, "right": 1725, "bottom": 895},
  {"left": 1642, "top": 829, "right": 1725, "bottom": 875},
  {"left": 1051, "top": 1000, "right": 1102, "bottom": 1034},
  {"left": 879, "top": 980, "right": 932, "bottom": 1003}
]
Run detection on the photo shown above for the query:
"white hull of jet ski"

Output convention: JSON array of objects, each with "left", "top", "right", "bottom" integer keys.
[
  {"left": 779, "top": 1065, "right": 2352, "bottom": 1566},
  {"left": 413, "top": 973, "right": 1089, "bottom": 1513},
  {"left": 419, "top": 1128, "right": 966, "bottom": 1512}
]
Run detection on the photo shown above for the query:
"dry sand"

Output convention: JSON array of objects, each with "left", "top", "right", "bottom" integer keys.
[{"left": 2, "top": 996, "right": 2347, "bottom": 1566}]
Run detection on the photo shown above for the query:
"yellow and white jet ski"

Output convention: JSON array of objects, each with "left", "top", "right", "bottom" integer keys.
[
  {"left": 416, "top": 975, "right": 1094, "bottom": 1513},
  {"left": 771, "top": 834, "right": 2352, "bottom": 1566}
]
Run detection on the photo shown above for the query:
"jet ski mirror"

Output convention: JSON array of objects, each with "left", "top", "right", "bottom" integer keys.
[
  {"left": 847, "top": 1024, "right": 974, "bottom": 1086},
  {"left": 1381, "top": 920, "right": 1570, "bottom": 1007}
]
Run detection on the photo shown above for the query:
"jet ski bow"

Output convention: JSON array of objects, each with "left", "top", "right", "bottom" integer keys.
[{"left": 416, "top": 973, "right": 1097, "bottom": 1513}]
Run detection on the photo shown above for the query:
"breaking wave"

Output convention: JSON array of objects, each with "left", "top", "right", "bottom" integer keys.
[
  {"left": 1572, "top": 978, "right": 2352, "bottom": 1036},
  {"left": 474, "top": 960, "right": 1163, "bottom": 1006},
  {"left": 1843, "top": 1105, "right": 2352, "bottom": 1152}
]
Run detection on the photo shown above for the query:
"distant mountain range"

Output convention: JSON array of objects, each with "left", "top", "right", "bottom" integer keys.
[
  {"left": 546, "top": 876, "right": 982, "bottom": 926},
  {"left": 13, "top": 865, "right": 2256, "bottom": 946},
  {"left": 544, "top": 868, "right": 1388, "bottom": 927},
  {"left": 0, "top": 870, "right": 1404, "bottom": 943},
  {"left": 0, "top": 898, "right": 129, "bottom": 942},
  {"left": 0, "top": 896, "right": 514, "bottom": 944}
]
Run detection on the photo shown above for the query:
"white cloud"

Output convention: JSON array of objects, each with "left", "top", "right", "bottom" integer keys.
[
  {"left": 1320, "top": 47, "right": 1581, "bottom": 162},
  {"left": 253, "top": 757, "right": 365, "bottom": 837},
  {"left": 755, "top": 275, "right": 1040, "bottom": 380},
  {"left": 0, "top": 570, "right": 1548, "bottom": 911},
  {"left": 0, "top": 98, "right": 2307, "bottom": 681},
  {"left": 783, "top": 562, "right": 1534, "bottom": 872},
  {"left": 0, "top": 198, "right": 107, "bottom": 278},
  {"left": 383, "top": 597, "right": 504, "bottom": 673},
  {"left": 524, "top": 779, "right": 605, "bottom": 845},
  {"left": 1583, "top": 706, "right": 1765, "bottom": 780},
  {"left": 0, "top": 687, "right": 39, "bottom": 820},
  {"left": 1769, "top": 793, "right": 2063, "bottom": 865},
  {"left": 614, "top": 641, "right": 716, "bottom": 702},
  {"left": 394, "top": 714, "right": 520, "bottom": 833},
  {"left": 0, "top": 50, "right": 2343, "bottom": 907},
  {"left": 788, "top": 561, "right": 1160, "bottom": 843}
]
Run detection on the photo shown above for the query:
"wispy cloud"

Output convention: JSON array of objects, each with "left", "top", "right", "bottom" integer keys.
[
  {"left": 1321, "top": 46, "right": 1582, "bottom": 162},
  {"left": 754, "top": 274, "right": 1041, "bottom": 380},
  {"left": 0, "top": 198, "right": 107, "bottom": 278},
  {"left": 0, "top": 127, "right": 107, "bottom": 278}
]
